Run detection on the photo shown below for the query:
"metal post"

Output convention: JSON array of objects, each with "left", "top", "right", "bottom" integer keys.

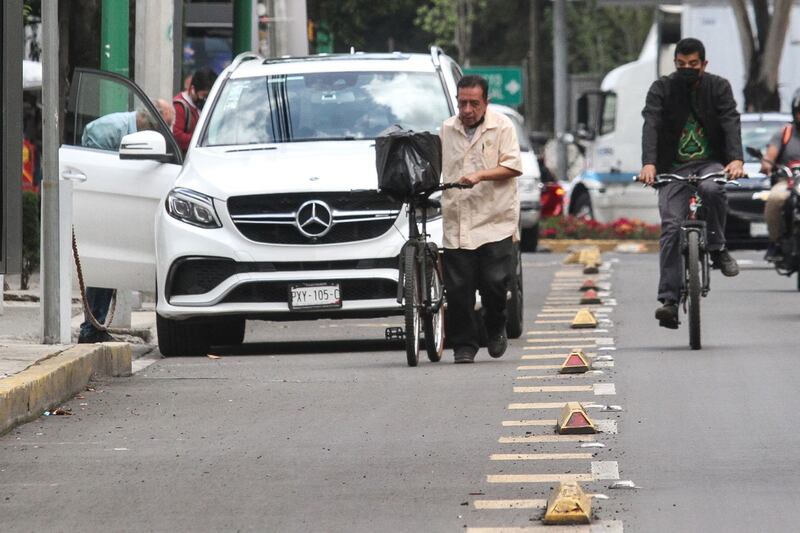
[
  {"left": 41, "top": 0, "right": 69, "bottom": 344},
  {"left": 553, "top": 0, "right": 568, "bottom": 180},
  {"left": 233, "top": 0, "right": 253, "bottom": 55},
  {"left": 274, "top": 0, "right": 308, "bottom": 57},
  {"left": 135, "top": 0, "right": 174, "bottom": 99}
]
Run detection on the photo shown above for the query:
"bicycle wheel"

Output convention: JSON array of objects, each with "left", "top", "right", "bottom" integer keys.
[
  {"left": 423, "top": 256, "right": 445, "bottom": 362},
  {"left": 404, "top": 246, "right": 421, "bottom": 366},
  {"left": 687, "top": 231, "right": 702, "bottom": 350}
]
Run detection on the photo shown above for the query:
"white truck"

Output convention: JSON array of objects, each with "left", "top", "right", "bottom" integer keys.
[{"left": 565, "top": 3, "right": 800, "bottom": 224}]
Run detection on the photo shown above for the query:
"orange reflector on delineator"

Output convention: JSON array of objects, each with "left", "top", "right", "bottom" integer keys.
[
  {"left": 571, "top": 308, "right": 598, "bottom": 329},
  {"left": 543, "top": 481, "right": 592, "bottom": 525},
  {"left": 579, "top": 279, "right": 598, "bottom": 292},
  {"left": 560, "top": 350, "right": 590, "bottom": 374},
  {"left": 580, "top": 289, "right": 602, "bottom": 305},
  {"left": 557, "top": 402, "right": 597, "bottom": 434}
]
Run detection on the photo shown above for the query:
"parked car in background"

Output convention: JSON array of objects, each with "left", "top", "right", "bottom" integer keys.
[
  {"left": 725, "top": 112, "right": 792, "bottom": 247},
  {"left": 490, "top": 104, "right": 542, "bottom": 251}
]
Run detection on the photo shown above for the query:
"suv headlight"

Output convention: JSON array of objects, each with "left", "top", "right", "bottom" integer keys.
[{"left": 166, "top": 188, "right": 222, "bottom": 228}]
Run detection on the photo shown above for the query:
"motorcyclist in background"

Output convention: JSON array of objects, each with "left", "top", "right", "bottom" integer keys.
[{"left": 760, "top": 90, "right": 800, "bottom": 262}]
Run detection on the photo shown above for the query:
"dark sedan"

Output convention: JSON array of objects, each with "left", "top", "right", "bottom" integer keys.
[{"left": 725, "top": 112, "right": 792, "bottom": 248}]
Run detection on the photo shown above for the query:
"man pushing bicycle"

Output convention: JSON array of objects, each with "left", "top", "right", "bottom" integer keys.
[{"left": 638, "top": 38, "right": 745, "bottom": 329}]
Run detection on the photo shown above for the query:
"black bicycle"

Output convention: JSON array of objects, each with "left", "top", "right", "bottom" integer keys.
[
  {"left": 639, "top": 172, "right": 740, "bottom": 350},
  {"left": 398, "top": 182, "right": 471, "bottom": 366}
]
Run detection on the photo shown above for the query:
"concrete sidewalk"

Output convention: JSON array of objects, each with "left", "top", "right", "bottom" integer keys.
[{"left": 0, "top": 274, "right": 157, "bottom": 435}]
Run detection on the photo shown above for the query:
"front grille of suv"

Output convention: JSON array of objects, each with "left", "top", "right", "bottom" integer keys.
[
  {"left": 228, "top": 192, "right": 402, "bottom": 244},
  {"left": 167, "top": 256, "right": 399, "bottom": 297}
]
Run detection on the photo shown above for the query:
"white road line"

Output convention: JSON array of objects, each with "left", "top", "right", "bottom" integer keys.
[
  {"left": 498, "top": 435, "right": 594, "bottom": 443},
  {"left": 521, "top": 353, "right": 597, "bottom": 360},
  {"left": 594, "top": 383, "right": 617, "bottom": 395},
  {"left": 515, "top": 374, "right": 603, "bottom": 380},
  {"left": 514, "top": 385, "right": 594, "bottom": 393},
  {"left": 472, "top": 499, "right": 547, "bottom": 510},
  {"left": 527, "top": 330, "right": 609, "bottom": 335},
  {"left": 490, "top": 452, "right": 593, "bottom": 460},
  {"left": 501, "top": 419, "right": 558, "bottom": 427},
  {"left": 526, "top": 337, "right": 606, "bottom": 343},
  {"left": 488, "top": 473, "right": 593, "bottom": 483},
  {"left": 524, "top": 344, "right": 598, "bottom": 350},
  {"left": 513, "top": 364, "right": 563, "bottom": 370},
  {"left": 466, "top": 520, "right": 623, "bottom": 533},
  {"left": 592, "top": 461, "right": 620, "bottom": 480},
  {"left": 508, "top": 402, "right": 566, "bottom": 409}
]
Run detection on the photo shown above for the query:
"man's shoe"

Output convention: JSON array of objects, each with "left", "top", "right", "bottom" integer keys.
[
  {"left": 710, "top": 249, "right": 739, "bottom": 277},
  {"left": 454, "top": 346, "right": 477, "bottom": 364},
  {"left": 655, "top": 302, "right": 679, "bottom": 330},
  {"left": 487, "top": 327, "right": 508, "bottom": 358},
  {"left": 78, "top": 329, "right": 116, "bottom": 344},
  {"left": 764, "top": 243, "right": 783, "bottom": 263}
]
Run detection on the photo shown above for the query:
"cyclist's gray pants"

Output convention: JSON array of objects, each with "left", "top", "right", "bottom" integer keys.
[{"left": 657, "top": 160, "right": 726, "bottom": 303}]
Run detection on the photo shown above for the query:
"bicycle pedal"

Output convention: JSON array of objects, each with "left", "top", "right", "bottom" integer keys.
[{"left": 385, "top": 327, "right": 405, "bottom": 340}]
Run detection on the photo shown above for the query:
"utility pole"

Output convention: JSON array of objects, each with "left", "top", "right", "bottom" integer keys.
[
  {"left": 135, "top": 0, "right": 174, "bottom": 100},
  {"left": 41, "top": 0, "right": 70, "bottom": 344},
  {"left": 274, "top": 0, "right": 309, "bottom": 56},
  {"left": 553, "top": 0, "right": 568, "bottom": 180},
  {"left": 233, "top": 0, "right": 254, "bottom": 55}
]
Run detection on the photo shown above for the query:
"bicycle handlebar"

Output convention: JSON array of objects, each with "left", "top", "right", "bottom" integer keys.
[{"left": 632, "top": 172, "right": 743, "bottom": 187}]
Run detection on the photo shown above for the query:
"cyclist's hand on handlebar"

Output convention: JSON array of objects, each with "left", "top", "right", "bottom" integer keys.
[
  {"left": 458, "top": 171, "right": 482, "bottom": 187},
  {"left": 639, "top": 164, "right": 657, "bottom": 186},
  {"left": 723, "top": 159, "right": 746, "bottom": 180}
]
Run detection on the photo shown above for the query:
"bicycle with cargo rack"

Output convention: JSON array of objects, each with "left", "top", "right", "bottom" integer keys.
[
  {"left": 389, "top": 182, "right": 472, "bottom": 366},
  {"left": 637, "top": 171, "right": 742, "bottom": 350}
]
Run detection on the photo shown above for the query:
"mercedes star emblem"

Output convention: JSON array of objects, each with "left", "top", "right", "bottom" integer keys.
[{"left": 295, "top": 200, "right": 334, "bottom": 238}]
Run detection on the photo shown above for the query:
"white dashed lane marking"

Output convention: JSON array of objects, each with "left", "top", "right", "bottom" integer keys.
[
  {"left": 498, "top": 435, "right": 595, "bottom": 443},
  {"left": 466, "top": 520, "right": 624, "bottom": 532},
  {"left": 490, "top": 452, "right": 593, "bottom": 460}
]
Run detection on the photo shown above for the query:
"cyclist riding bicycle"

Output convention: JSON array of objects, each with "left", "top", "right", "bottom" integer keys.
[{"left": 638, "top": 38, "right": 745, "bottom": 329}]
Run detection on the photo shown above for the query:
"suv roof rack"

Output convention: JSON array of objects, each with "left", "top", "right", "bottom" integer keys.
[
  {"left": 430, "top": 46, "right": 444, "bottom": 67},
  {"left": 261, "top": 52, "right": 410, "bottom": 64},
  {"left": 230, "top": 52, "right": 265, "bottom": 71}
]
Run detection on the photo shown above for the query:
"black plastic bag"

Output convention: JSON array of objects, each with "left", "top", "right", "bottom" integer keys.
[{"left": 375, "top": 126, "right": 442, "bottom": 197}]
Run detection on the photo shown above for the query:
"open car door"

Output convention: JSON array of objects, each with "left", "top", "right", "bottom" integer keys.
[{"left": 60, "top": 69, "right": 183, "bottom": 292}]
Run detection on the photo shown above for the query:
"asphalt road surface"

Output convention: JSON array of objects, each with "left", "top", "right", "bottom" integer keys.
[{"left": 1, "top": 250, "right": 798, "bottom": 532}]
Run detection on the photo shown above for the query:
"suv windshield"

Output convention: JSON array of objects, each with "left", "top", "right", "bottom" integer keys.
[{"left": 203, "top": 71, "right": 451, "bottom": 146}]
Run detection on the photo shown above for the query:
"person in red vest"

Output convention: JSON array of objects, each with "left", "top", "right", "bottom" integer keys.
[{"left": 172, "top": 67, "right": 218, "bottom": 154}]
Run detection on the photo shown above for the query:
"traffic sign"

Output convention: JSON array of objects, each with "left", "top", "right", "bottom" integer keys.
[{"left": 463, "top": 66, "right": 523, "bottom": 106}]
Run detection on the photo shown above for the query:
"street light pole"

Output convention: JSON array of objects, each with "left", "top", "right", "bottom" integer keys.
[
  {"left": 553, "top": 0, "right": 568, "bottom": 181},
  {"left": 41, "top": 0, "right": 70, "bottom": 344}
]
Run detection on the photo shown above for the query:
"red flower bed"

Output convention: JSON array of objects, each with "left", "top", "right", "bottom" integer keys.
[{"left": 540, "top": 216, "right": 660, "bottom": 240}]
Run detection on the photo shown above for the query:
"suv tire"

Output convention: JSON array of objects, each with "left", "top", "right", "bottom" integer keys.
[
  {"left": 157, "top": 313, "right": 210, "bottom": 357},
  {"left": 506, "top": 242, "right": 524, "bottom": 339},
  {"left": 209, "top": 318, "right": 246, "bottom": 347}
]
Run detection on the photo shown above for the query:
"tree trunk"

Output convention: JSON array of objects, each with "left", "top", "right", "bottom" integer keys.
[{"left": 527, "top": 0, "right": 542, "bottom": 130}]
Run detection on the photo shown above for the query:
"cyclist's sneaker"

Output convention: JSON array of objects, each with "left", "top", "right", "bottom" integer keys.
[
  {"left": 710, "top": 249, "right": 739, "bottom": 277},
  {"left": 487, "top": 326, "right": 508, "bottom": 358},
  {"left": 454, "top": 346, "right": 477, "bottom": 364},
  {"left": 655, "top": 302, "right": 679, "bottom": 329}
]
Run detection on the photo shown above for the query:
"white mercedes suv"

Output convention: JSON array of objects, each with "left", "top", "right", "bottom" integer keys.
[{"left": 62, "top": 49, "right": 480, "bottom": 356}]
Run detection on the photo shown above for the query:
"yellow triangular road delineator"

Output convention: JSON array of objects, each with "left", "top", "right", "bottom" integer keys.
[
  {"left": 571, "top": 308, "right": 598, "bottom": 329},
  {"left": 543, "top": 481, "right": 592, "bottom": 525},
  {"left": 557, "top": 402, "right": 597, "bottom": 434},
  {"left": 560, "top": 349, "right": 590, "bottom": 374}
]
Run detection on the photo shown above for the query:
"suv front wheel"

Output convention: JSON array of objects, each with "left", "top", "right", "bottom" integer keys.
[{"left": 157, "top": 314, "right": 210, "bottom": 357}]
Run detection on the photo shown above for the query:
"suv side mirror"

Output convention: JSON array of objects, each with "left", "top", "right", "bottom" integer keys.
[{"left": 119, "top": 130, "right": 174, "bottom": 163}]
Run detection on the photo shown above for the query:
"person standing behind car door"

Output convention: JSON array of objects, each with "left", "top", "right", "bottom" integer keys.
[
  {"left": 440, "top": 75, "right": 522, "bottom": 364},
  {"left": 172, "top": 67, "right": 217, "bottom": 155},
  {"left": 78, "top": 100, "right": 175, "bottom": 344}
]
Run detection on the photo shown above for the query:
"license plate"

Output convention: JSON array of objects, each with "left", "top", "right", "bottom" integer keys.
[
  {"left": 289, "top": 283, "right": 342, "bottom": 310},
  {"left": 750, "top": 222, "right": 768, "bottom": 237}
]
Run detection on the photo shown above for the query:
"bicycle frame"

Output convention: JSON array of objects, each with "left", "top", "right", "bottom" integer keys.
[{"left": 396, "top": 192, "right": 443, "bottom": 316}]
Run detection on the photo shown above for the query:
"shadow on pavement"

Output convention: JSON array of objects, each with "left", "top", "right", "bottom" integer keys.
[{"left": 210, "top": 338, "right": 404, "bottom": 357}]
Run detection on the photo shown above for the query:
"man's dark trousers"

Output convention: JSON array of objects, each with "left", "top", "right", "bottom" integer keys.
[
  {"left": 444, "top": 237, "right": 513, "bottom": 351},
  {"left": 658, "top": 160, "right": 726, "bottom": 303}
]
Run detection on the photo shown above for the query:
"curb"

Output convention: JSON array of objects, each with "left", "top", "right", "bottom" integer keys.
[
  {"left": 0, "top": 342, "right": 132, "bottom": 436},
  {"left": 539, "top": 239, "right": 660, "bottom": 253}
]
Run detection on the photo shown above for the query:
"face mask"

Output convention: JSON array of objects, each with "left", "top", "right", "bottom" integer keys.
[
  {"left": 676, "top": 67, "right": 701, "bottom": 86},
  {"left": 196, "top": 98, "right": 206, "bottom": 110}
]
